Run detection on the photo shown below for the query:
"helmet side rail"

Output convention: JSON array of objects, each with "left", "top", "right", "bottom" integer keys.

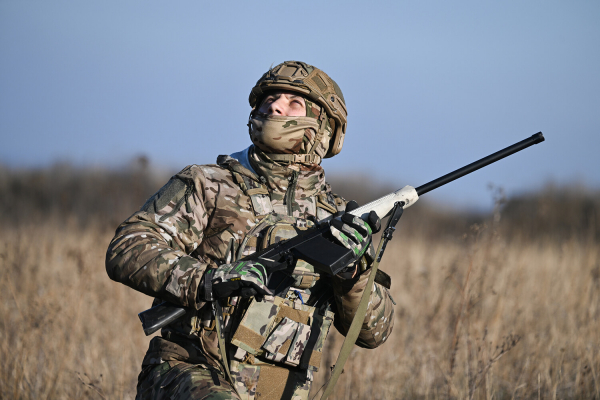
[{"left": 138, "top": 132, "right": 545, "bottom": 336}]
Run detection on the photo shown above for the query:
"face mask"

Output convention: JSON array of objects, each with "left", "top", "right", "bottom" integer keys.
[{"left": 248, "top": 114, "right": 320, "bottom": 155}]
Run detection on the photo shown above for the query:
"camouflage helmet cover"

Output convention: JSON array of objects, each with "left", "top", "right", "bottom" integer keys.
[{"left": 249, "top": 61, "right": 347, "bottom": 158}]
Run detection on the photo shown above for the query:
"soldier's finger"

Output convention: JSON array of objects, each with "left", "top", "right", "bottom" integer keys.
[
  {"left": 239, "top": 287, "right": 257, "bottom": 298},
  {"left": 250, "top": 282, "right": 272, "bottom": 297},
  {"left": 330, "top": 225, "right": 361, "bottom": 251},
  {"left": 367, "top": 211, "right": 381, "bottom": 233},
  {"left": 330, "top": 218, "right": 345, "bottom": 233},
  {"left": 341, "top": 214, "right": 370, "bottom": 237},
  {"left": 345, "top": 200, "right": 360, "bottom": 213}
]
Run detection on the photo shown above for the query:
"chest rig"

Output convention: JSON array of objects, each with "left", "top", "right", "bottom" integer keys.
[
  {"left": 219, "top": 160, "right": 345, "bottom": 398},
  {"left": 228, "top": 165, "right": 343, "bottom": 290}
]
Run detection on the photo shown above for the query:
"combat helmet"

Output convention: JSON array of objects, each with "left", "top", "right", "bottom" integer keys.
[{"left": 249, "top": 61, "right": 347, "bottom": 159}]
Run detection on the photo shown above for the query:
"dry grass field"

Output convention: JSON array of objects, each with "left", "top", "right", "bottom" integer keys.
[{"left": 1, "top": 164, "right": 599, "bottom": 399}]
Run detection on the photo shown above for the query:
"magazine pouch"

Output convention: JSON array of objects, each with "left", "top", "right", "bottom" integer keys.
[{"left": 230, "top": 296, "right": 334, "bottom": 372}]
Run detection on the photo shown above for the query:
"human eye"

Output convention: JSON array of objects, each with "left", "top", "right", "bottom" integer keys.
[
  {"left": 291, "top": 98, "right": 305, "bottom": 107},
  {"left": 258, "top": 96, "right": 274, "bottom": 112}
]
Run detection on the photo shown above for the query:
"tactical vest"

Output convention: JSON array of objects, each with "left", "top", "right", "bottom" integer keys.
[{"left": 220, "top": 163, "right": 345, "bottom": 399}]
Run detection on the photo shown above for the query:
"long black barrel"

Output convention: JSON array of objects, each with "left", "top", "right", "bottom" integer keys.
[{"left": 416, "top": 132, "right": 545, "bottom": 196}]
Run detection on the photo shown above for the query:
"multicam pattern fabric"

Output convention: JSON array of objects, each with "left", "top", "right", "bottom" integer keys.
[
  {"left": 229, "top": 362, "right": 312, "bottom": 400},
  {"left": 304, "top": 99, "right": 333, "bottom": 160},
  {"left": 249, "top": 115, "right": 320, "bottom": 155},
  {"left": 332, "top": 270, "right": 395, "bottom": 348},
  {"left": 230, "top": 363, "right": 260, "bottom": 399},
  {"left": 136, "top": 361, "right": 240, "bottom": 400},
  {"left": 246, "top": 147, "right": 331, "bottom": 218},
  {"left": 285, "top": 321, "right": 311, "bottom": 367},
  {"left": 229, "top": 296, "right": 324, "bottom": 366},
  {"left": 105, "top": 146, "right": 395, "bottom": 399},
  {"left": 248, "top": 99, "right": 333, "bottom": 166},
  {"left": 263, "top": 317, "right": 300, "bottom": 362}
]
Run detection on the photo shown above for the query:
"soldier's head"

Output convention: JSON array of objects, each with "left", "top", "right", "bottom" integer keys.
[{"left": 248, "top": 61, "right": 347, "bottom": 164}]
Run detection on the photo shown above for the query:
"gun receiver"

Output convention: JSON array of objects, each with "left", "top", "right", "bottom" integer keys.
[{"left": 138, "top": 132, "right": 545, "bottom": 335}]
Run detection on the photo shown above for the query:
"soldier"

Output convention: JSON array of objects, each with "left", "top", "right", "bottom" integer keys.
[{"left": 106, "top": 61, "right": 396, "bottom": 400}]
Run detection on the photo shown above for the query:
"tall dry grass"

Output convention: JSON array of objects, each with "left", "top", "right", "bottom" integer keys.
[
  {"left": 1, "top": 163, "right": 599, "bottom": 399},
  {"left": 0, "top": 221, "right": 150, "bottom": 399},
  {"left": 312, "top": 228, "right": 600, "bottom": 399}
]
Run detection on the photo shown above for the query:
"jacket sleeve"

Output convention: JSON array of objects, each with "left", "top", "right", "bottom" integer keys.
[
  {"left": 105, "top": 166, "right": 212, "bottom": 309},
  {"left": 332, "top": 269, "right": 395, "bottom": 349},
  {"left": 324, "top": 186, "right": 395, "bottom": 349}
]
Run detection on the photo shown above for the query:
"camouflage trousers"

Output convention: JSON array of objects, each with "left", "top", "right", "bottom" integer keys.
[
  {"left": 136, "top": 361, "right": 241, "bottom": 400},
  {"left": 137, "top": 360, "right": 313, "bottom": 400}
]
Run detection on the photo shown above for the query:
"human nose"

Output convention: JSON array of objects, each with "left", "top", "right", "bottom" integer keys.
[{"left": 266, "top": 98, "right": 287, "bottom": 116}]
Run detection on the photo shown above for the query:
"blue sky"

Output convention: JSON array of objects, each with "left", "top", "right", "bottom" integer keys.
[{"left": 1, "top": 1, "right": 599, "bottom": 209}]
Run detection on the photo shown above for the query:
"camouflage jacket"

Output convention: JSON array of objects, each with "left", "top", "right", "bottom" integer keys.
[{"left": 105, "top": 146, "right": 395, "bottom": 390}]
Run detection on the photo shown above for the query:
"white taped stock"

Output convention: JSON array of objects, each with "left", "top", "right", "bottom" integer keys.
[{"left": 349, "top": 185, "right": 419, "bottom": 220}]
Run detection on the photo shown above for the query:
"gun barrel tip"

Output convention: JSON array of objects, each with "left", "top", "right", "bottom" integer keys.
[{"left": 533, "top": 132, "right": 545, "bottom": 143}]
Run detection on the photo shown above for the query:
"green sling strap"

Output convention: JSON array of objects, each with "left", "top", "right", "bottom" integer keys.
[
  {"left": 318, "top": 238, "right": 385, "bottom": 400},
  {"left": 214, "top": 301, "right": 240, "bottom": 397},
  {"left": 319, "top": 202, "right": 404, "bottom": 400}
]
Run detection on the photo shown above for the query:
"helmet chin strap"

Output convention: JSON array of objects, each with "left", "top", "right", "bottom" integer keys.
[{"left": 308, "top": 110, "right": 329, "bottom": 156}]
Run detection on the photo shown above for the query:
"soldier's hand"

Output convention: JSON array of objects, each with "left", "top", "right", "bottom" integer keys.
[
  {"left": 330, "top": 201, "right": 381, "bottom": 279},
  {"left": 208, "top": 261, "right": 272, "bottom": 301}
]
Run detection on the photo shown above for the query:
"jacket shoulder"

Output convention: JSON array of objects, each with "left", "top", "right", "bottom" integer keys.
[{"left": 176, "top": 164, "right": 232, "bottom": 181}]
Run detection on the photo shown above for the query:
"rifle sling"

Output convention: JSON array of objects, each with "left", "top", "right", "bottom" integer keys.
[
  {"left": 213, "top": 301, "right": 239, "bottom": 395},
  {"left": 318, "top": 237, "right": 386, "bottom": 400}
]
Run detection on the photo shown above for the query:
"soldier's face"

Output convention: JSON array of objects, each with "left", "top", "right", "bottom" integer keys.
[{"left": 257, "top": 91, "right": 306, "bottom": 117}]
